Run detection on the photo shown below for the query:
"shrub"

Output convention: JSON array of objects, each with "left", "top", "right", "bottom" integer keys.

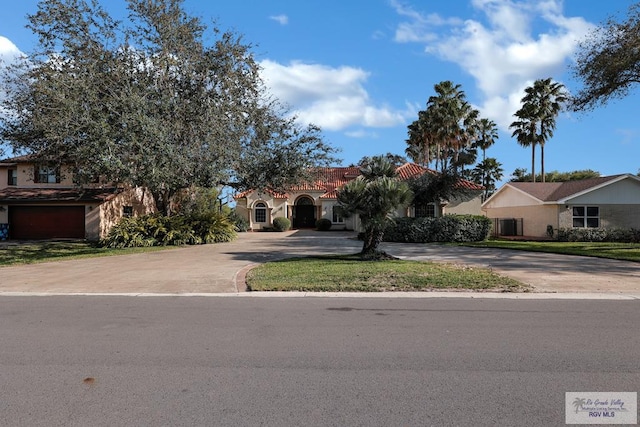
[
  {"left": 100, "top": 212, "right": 237, "bottom": 248},
  {"left": 229, "top": 210, "right": 250, "bottom": 232},
  {"left": 557, "top": 227, "right": 640, "bottom": 243},
  {"left": 189, "top": 212, "right": 237, "bottom": 243},
  {"left": 383, "top": 215, "right": 491, "bottom": 243},
  {"left": 316, "top": 218, "right": 332, "bottom": 231},
  {"left": 272, "top": 217, "right": 291, "bottom": 232}
]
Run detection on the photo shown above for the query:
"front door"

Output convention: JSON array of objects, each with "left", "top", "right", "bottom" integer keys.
[{"left": 293, "top": 197, "right": 316, "bottom": 228}]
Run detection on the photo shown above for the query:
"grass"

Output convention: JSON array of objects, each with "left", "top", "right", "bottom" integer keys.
[
  {"left": 246, "top": 254, "right": 530, "bottom": 292},
  {"left": 0, "top": 241, "right": 175, "bottom": 266},
  {"left": 460, "top": 240, "right": 640, "bottom": 262}
]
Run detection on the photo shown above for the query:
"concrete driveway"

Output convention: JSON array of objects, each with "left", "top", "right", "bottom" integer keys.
[{"left": 0, "top": 230, "right": 639, "bottom": 295}]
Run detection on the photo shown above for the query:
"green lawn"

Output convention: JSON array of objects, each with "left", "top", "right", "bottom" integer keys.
[
  {"left": 0, "top": 241, "right": 174, "bottom": 266},
  {"left": 461, "top": 240, "right": 640, "bottom": 262},
  {"left": 246, "top": 254, "right": 530, "bottom": 292}
]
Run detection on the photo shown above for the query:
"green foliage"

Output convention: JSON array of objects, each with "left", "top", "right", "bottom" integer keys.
[
  {"left": 405, "top": 81, "right": 480, "bottom": 173},
  {"left": 337, "top": 156, "right": 413, "bottom": 257},
  {"left": 357, "top": 153, "right": 407, "bottom": 168},
  {"left": 470, "top": 157, "right": 503, "bottom": 200},
  {"left": 315, "top": 218, "right": 332, "bottom": 231},
  {"left": 100, "top": 212, "right": 236, "bottom": 248},
  {"left": 510, "top": 169, "right": 601, "bottom": 182},
  {"left": 510, "top": 78, "right": 568, "bottom": 183},
  {"left": 556, "top": 228, "right": 640, "bottom": 243},
  {"left": 572, "top": 3, "right": 640, "bottom": 111},
  {"left": 408, "top": 167, "right": 472, "bottom": 207},
  {"left": 272, "top": 217, "right": 291, "bottom": 232},
  {"left": 229, "top": 210, "right": 250, "bottom": 232},
  {"left": 173, "top": 187, "right": 228, "bottom": 216},
  {"left": 383, "top": 215, "right": 492, "bottom": 243}
]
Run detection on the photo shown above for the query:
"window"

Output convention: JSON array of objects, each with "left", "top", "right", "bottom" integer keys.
[
  {"left": 414, "top": 203, "right": 436, "bottom": 218},
  {"left": 35, "top": 166, "right": 59, "bottom": 184},
  {"left": 254, "top": 202, "right": 267, "bottom": 223},
  {"left": 122, "top": 206, "right": 134, "bottom": 217},
  {"left": 332, "top": 206, "right": 344, "bottom": 223},
  {"left": 572, "top": 206, "right": 599, "bottom": 228},
  {"left": 8, "top": 168, "right": 17, "bottom": 186}
]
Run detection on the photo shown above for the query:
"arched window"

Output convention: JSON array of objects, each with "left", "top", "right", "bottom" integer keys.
[{"left": 254, "top": 202, "right": 267, "bottom": 223}]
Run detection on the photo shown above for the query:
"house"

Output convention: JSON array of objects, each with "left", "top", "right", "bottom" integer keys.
[
  {"left": 482, "top": 174, "right": 640, "bottom": 238},
  {"left": 0, "top": 155, "right": 156, "bottom": 240},
  {"left": 234, "top": 163, "right": 484, "bottom": 231}
]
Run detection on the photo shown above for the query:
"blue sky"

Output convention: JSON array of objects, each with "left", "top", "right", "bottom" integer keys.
[{"left": 1, "top": 0, "right": 639, "bottom": 184}]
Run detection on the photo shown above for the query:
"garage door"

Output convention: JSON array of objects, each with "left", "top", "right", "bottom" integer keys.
[{"left": 9, "top": 206, "right": 86, "bottom": 240}]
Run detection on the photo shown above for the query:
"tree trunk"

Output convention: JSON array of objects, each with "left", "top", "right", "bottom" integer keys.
[
  {"left": 531, "top": 143, "right": 536, "bottom": 183},
  {"left": 540, "top": 143, "right": 545, "bottom": 183},
  {"left": 153, "top": 189, "right": 172, "bottom": 216},
  {"left": 360, "top": 227, "right": 384, "bottom": 258}
]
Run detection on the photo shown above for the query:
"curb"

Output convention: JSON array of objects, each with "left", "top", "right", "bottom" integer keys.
[{"left": 1, "top": 291, "right": 639, "bottom": 300}]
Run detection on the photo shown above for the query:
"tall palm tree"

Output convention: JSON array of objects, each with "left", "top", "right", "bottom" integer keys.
[
  {"left": 475, "top": 118, "right": 499, "bottom": 161},
  {"left": 426, "top": 81, "right": 479, "bottom": 173},
  {"left": 510, "top": 78, "right": 567, "bottom": 182},
  {"left": 405, "top": 110, "right": 436, "bottom": 167},
  {"left": 474, "top": 118, "right": 499, "bottom": 190},
  {"left": 533, "top": 78, "right": 568, "bottom": 182}
]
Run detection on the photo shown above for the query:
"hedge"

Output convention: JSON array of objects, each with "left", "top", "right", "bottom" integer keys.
[
  {"left": 556, "top": 227, "right": 640, "bottom": 243},
  {"left": 383, "top": 215, "right": 492, "bottom": 243}
]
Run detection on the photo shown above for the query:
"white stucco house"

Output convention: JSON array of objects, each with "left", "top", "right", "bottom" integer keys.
[
  {"left": 482, "top": 174, "right": 640, "bottom": 238},
  {"left": 234, "top": 163, "right": 484, "bottom": 231}
]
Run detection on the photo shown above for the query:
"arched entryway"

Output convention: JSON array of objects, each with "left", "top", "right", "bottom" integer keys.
[{"left": 292, "top": 196, "right": 316, "bottom": 228}]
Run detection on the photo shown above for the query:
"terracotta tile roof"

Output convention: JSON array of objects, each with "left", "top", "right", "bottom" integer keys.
[
  {"left": 0, "top": 187, "right": 121, "bottom": 202},
  {"left": 234, "top": 163, "right": 483, "bottom": 200},
  {"left": 509, "top": 175, "right": 629, "bottom": 202},
  {"left": 0, "top": 154, "right": 35, "bottom": 166}
]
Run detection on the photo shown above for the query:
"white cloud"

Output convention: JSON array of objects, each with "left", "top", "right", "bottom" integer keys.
[
  {"left": 0, "top": 36, "right": 22, "bottom": 64},
  {"left": 260, "top": 59, "right": 413, "bottom": 131},
  {"left": 392, "top": 0, "right": 593, "bottom": 130},
  {"left": 269, "top": 14, "right": 289, "bottom": 25}
]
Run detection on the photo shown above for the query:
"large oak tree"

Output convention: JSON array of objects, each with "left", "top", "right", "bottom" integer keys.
[
  {"left": 0, "top": 0, "right": 337, "bottom": 214},
  {"left": 572, "top": 3, "right": 640, "bottom": 111}
]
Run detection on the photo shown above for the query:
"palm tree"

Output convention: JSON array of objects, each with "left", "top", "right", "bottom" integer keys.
[
  {"left": 475, "top": 118, "right": 499, "bottom": 161},
  {"left": 427, "top": 81, "right": 479, "bottom": 173},
  {"left": 471, "top": 157, "right": 503, "bottom": 201},
  {"left": 510, "top": 102, "right": 540, "bottom": 182},
  {"left": 337, "top": 156, "right": 412, "bottom": 259},
  {"left": 533, "top": 78, "right": 568, "bottom": 182},
  {"left": 510, "top": 78, "right": 567, "bottom": 182}
]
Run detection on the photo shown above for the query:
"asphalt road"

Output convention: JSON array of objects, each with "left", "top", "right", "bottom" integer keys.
[{"left": 1, "top": 296, "right": 639, "bottom": 426}]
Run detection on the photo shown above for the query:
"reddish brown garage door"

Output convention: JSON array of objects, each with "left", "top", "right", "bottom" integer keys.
[{"left": 9, "top": 206, "right": 85, "bottom": 240}]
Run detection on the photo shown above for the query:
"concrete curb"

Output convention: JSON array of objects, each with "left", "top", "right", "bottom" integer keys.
[{"left": 1, "top": 291, "right": 639, "bottom": 300}]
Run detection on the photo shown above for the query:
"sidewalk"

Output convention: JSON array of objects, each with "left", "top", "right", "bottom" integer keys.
[{"left": 1, "top": 230, "right": 639, "bottom": 295}]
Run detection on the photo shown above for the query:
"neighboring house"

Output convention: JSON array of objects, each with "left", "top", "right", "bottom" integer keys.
[
  {"left": 0, "top": 155, "right": 156, "bottom": 240},
  {"left": 482, "top": 174, "right": 640, "bottom": 238},
  {"left": 234, "top": 163, "right": 484, "bottom": 231}
]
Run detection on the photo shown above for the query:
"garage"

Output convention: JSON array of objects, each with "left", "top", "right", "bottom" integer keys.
[{"left": 9, "top": 206, "right": 86, "bottom": 240}]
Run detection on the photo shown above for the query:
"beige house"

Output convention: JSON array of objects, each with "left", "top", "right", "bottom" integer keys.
[
  {"left": 482, "top": 174, "right": 640, "bottom": 238},
  {"left": 234, "top": 163, "right": 484, "bottom": 231},
  {"left": 0, "top": 155, "right": 156, "bottom": 240}
]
